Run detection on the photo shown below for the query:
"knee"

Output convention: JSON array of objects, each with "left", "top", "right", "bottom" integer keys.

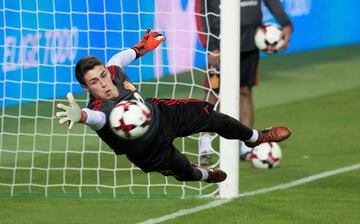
[
  {"left": 207, "top": 111, "right": 233, "bottom": 131},
  {"left": 240, "top": 86, "right": 252, "bottom": 97}
]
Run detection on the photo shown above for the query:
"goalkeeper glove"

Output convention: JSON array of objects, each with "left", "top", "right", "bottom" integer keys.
[
  {"left": 56, "top": 93, "right": 87, "bottom": 130},
  {"left": 132, "top": 28, "right": 165, "bottom": 58}
]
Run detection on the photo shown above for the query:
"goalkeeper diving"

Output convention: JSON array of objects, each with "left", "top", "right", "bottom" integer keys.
[{"left": 56, "top": 29, "right": 291, "bottom": 183}]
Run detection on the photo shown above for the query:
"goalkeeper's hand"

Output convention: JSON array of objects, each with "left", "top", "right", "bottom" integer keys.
[
  {"left": 56, "top": 93, "right": 86, "bottom": 130},
  {"left": 132, "top": 28, "right": 165, "bottom": 58}
]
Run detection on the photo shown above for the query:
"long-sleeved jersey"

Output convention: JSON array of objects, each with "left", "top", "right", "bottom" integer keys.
[{"left": 84, "top": 50, "right": 159, "bottom": 156}]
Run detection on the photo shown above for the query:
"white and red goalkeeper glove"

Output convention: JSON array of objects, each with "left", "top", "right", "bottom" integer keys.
[
  {"left": 56, "top": 93, "right": 86, "bottom": 130},
  {"left": 132, "top": 28, "right": 165, "bottom": 58}
]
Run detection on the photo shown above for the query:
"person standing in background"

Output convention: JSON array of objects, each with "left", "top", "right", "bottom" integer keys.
[{"left": 196, "top": 0, "right": 293, "bottom": 164}]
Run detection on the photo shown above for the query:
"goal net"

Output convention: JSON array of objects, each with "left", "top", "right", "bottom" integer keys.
[{"left": 0, "top": 0, "right": 229, "bottom": 198}]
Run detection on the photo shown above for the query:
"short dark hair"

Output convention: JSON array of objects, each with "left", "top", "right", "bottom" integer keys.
[{"left": 75, "top": 56, "right": 104, "bottom": 85}]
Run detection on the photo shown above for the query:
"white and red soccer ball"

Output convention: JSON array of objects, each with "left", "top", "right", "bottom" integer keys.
[
  {"left": 254, "top": 23, "right": 285, "bottom": 54},
  {"left": 109, "top": 100, "right": 151, "bottom": 140},
  {"left": 250, "top": 142, "right": 282, "bottom": 169}
]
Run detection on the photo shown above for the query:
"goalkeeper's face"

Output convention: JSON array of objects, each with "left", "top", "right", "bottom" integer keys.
[{"left": 82, "top": 65, "right": 119, "bottom": 100}]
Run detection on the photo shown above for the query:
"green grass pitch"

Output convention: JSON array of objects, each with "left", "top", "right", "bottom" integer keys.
[{"left": 1, "top": 45, "right": 360, "bottom": 223}]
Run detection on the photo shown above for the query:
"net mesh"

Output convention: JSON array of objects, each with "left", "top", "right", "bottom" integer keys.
[{"left": 0, "top": 0, "right": 220, "bottom": 198}]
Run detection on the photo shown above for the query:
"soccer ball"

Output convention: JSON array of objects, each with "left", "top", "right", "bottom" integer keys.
[
  {"left": 109, "top": 100, "right": 151, "bottom": 140},
  {"left": 254, "top": 23, "right": 285, "bottom": 54},
  {"left": 250, "top": 142, "right": 282, "bottom": 169}
]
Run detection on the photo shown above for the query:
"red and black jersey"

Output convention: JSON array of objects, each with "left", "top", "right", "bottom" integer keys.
[
  {"left": 83, "top": 66, "right": 226, "bottom": 175},
  {"left": 86, "top": 65, "right": 159, "bottom": 156}
]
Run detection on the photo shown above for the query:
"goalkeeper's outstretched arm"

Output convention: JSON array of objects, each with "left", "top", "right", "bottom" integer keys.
[
  {"left": 106, "top": 28, "right": 165, "bottom": 67},
  {"left": 59, "top": 29, "right": 165, "bottom": 130},
  {"left": 56, "top": 93, "right": 105, "bottom": 131}
]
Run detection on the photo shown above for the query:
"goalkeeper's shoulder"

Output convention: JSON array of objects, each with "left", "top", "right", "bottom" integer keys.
[
  {"left": 87, "top": 98, "right": 115, "bottom": 114},
  {"left": 76, "top": 99, "right": 109, "bottom": 131}
]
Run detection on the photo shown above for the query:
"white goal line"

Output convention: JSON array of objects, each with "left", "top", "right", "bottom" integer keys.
[{"left": 137, "top": 163, "right": 360, "bottom": 224}]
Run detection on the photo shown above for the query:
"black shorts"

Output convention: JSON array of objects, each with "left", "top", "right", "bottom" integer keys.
[
  {"left": 129, "top": 99, "right": 214, "bottom": 173},
  {"left": 152, "top": 98, "right": 214, "bottom": 138},
  {"left": 203, "top": 49, "right": 259, "bottom": 92}
]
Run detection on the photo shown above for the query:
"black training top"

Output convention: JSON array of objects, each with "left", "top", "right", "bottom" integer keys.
[{"left": 86, "top": 65, "right": 159, "bottom": 156}]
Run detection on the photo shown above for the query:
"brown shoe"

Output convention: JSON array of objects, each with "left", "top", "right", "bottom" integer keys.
[
  {"left": 205, "top": 168, "right": 227, "bottom": 183},
  {"left": 245, "top": 127, "right": 291, "bottom": 147}
]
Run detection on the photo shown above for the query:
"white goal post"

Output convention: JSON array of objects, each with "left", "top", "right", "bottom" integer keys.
[{"left": 219, "top": 0, "right": 241, "bottom": 198}]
